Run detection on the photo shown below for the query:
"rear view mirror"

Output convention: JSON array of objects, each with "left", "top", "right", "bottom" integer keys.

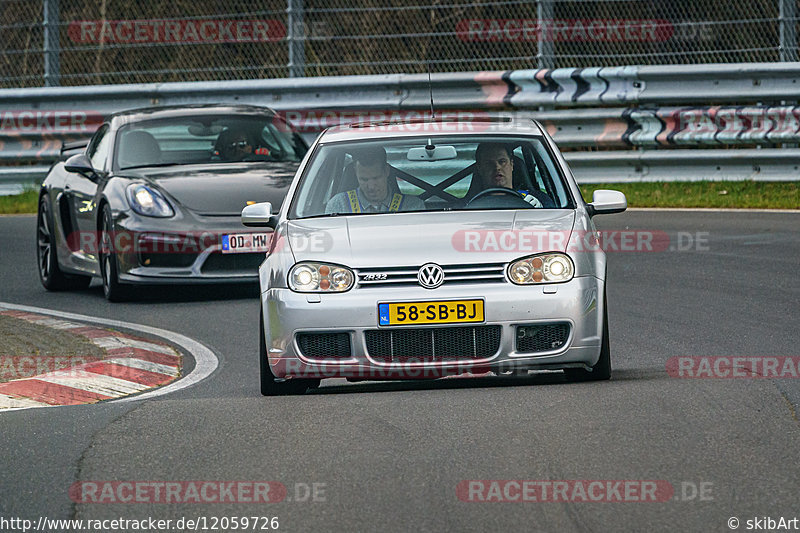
[
  {"left": 187, "top": 123, "right": 224, "bottom": 137},
  {"left": 407, "top": 145, "right": 457, "bottom": 161},
  {"left": 587, "top": 189, "right": 627, "bottom": 216}
]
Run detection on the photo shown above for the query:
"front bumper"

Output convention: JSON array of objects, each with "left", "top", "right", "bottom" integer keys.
[
  {"left": 261, "top": 276, "right": 604, "bottom": 380},
  {"left": 118, "top": 242, "right": 262, "bottom": 284},
  {"left": 114, "top": 215, "right": 265, "bottom": 284}
]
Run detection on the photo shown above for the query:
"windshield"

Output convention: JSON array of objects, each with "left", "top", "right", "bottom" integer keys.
[
  {"left": 290, "top": 136, "right": 573, "bottom": 219},
  {"left": 115, "top": 114, "right": 307, "bottom": 170}
]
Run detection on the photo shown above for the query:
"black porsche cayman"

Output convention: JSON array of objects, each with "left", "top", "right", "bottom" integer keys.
[{"left": 36, "top": 104, "right": 306, "bottom": 301}]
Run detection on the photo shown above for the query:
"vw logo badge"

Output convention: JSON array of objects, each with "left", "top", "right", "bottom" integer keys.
[{"left": 418, "top": 263, "right": 444, "bottom": 289}]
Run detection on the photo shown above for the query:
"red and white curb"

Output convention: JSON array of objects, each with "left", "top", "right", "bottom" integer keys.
[
  {"left": 0, "top": 302, "right": 218, "bottom": 411},
  {"left": 0, "top": 309, "right": 180, "bottom": 408}
]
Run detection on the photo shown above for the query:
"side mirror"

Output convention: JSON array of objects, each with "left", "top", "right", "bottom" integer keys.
[
  {"left": 587, "top": 189, "right": 627, "bottom": 216},
  {"left": 64, "top": 153, "right": 97, "bottom": 178},
  {"left": 241, "top": 202, "right": 278, "bottom": 228}
]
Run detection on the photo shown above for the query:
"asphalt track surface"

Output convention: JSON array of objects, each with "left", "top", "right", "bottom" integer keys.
[{"left": 0, "top": 210, "right": 798, "bottom": 532}]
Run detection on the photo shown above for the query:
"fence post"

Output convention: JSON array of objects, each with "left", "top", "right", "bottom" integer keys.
[
  {"left": 537, "top": 0, "right": 554, "bottom": 69},
  {"left": 288, "top": 0, "right": 306, "bottom": 78},
  {"left": 43, "top": 0, "right": 60, "bottom": 86},
  {"left": 779, "top": 0, "right": 798, "bottom": 62}
]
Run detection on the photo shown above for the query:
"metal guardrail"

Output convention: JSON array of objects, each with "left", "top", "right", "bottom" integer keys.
[
  {"left": 1, "top": 62, "right": 799, "bottom": 193},
  {"left": 502, "top": 63, "right": 800, "bottom": 107},
  {"left": 0, "top": 166, "right": 51, "bottom": 195},
  {"left": 535, "top": 105, "right": 800, "bottom": 148},
  {"left": 565, "top": 149, "right": 800, "bottom": 183}
]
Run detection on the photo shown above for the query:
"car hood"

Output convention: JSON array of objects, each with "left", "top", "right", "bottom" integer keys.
[
  {"left": 128, "top": 162, "right": 298, "bottom": 215},
  {"left": 286, "top": 210, "right": 576, "bottom": 267}
]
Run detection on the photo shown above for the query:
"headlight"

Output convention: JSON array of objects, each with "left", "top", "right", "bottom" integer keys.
[
  {"left": 126, "top": 184, "right": 174, "bottom": 217},
  {"left": 288, "top": 262, "right": 354, "bottom": 292},
  {"left": 508, "top": 253, "right": 574, "bottom": 284}
]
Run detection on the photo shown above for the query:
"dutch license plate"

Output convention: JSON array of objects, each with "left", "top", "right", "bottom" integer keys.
[
  {"left": 378, "top": 299, "right": 484, "bottom": 326},
  {"left": 221, "top": 233, "right": 271, "bottom": 254}
]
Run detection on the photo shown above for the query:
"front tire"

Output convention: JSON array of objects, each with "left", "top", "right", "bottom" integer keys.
[
  {"left": 259, "top": 309, "right": 319, "bottom": 396},
  {"left": 565, "top": 289, "right": 611, "bottom": 382},
  {"left": 37, "top": 195, "right": 91, "bottom": 291},
  {"left": 99, "top": 205, "right": 132, "bottom": 302}
]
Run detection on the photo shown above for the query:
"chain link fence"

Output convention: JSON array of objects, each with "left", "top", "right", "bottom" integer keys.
[{"left": 1, "top": 0, "right": 799, "bottom": 88}]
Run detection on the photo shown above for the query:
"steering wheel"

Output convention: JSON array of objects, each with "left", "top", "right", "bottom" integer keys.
[
  {"left": 467, "top": 188, "right": 522, "bottom": 203},
  {"left": 262, "top": 142, "right": 285, "bottom": 160}
]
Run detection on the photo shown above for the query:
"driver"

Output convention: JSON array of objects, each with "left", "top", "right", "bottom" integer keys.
[
  {"left": 216, "top": 128, "right": 270, "bottom": 162},
  {"left": 325, "top": 146, "right": 425, "bottom": 214},
  {"left": 472, "top": 143, "right": 551, "bottom": 207}
]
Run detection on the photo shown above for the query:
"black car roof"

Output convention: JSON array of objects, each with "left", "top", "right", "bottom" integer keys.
[{"left": 109, "top": 104, "right": 279, "bottom": 126}]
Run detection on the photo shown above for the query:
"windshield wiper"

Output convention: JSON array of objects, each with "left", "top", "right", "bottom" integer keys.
[
  {"left": 418, "top": 206, "right": 454, "bottom": 212},
  {"left": 300, "top": 212, "right": 344, "bottom": 219}
]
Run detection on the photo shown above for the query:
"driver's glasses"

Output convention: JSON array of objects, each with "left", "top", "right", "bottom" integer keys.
[{"left": 230, "top": 140, "right": 250, "bottom": 150}]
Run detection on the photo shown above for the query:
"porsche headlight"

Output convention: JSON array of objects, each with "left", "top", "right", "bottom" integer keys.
[
  {"left": 126, "top": 184, "right": 174, "bottom": 217},
  {"left": 508, "top": 253, "right": 574, "bottom": 284},
  {"left": 289, "top": 262, "right": 354, "bottom": 292}
]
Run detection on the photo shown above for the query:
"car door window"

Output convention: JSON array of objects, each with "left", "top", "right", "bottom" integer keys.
[
  {"left": 260, "top": 122, "right": 303, "bottom": 160},
  {"left": 87, "top": 125, "right": 111, "bottom": 171}
]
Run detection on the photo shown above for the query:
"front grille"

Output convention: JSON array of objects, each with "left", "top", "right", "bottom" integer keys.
[
  {"left": 201, "top": 252, "right": 264, "bottom": 273},
  {"left": 516, "top": 323, "right": 570, "bottom": 353},
  {"left": 137, "top": 234, "right": 196, "bottom": 268},
  {"left": 296, "top": 332, "right": 352, "bottom": 359},
  {"left": 138, "top": 252, "right": 196, "bottom": 268},
  {"left": 356, "top": 263, "right": 506, "bottom": 288},
  {"left": 365, "top": 325, "right": 501, "bottom": 362}
]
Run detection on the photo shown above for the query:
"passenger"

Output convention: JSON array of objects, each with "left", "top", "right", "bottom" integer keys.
[
  {"left": 325, "top": 146, "right": 425, "bottom": 214},
  {"left": 472, "top": 142, "right": 551, "bottom": 207}
]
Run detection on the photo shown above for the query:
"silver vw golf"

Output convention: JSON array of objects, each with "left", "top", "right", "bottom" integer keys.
[{"left": 242, "top": 118, "right": 627, "bottom": 395}]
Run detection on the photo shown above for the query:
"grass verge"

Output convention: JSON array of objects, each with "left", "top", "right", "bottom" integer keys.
[
  {"left": 0, "top": 182, "right": 797, "bottom": 214},
  {"left": 0, "top": 314, "right": 106, "bottom": 383},
  {"left": 579, "top": 181, "right": 799, "bottom": 209},
  {"left": 0, "top": 189, "right": 39, "bottom": 214}
]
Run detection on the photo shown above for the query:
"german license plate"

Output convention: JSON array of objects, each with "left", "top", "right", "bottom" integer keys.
[
  {"left": 221, "top": 233, "right": 270, "bottom": 254},
  {"left": 378, "top": 300, "right": 484, "bottom": 326}
]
